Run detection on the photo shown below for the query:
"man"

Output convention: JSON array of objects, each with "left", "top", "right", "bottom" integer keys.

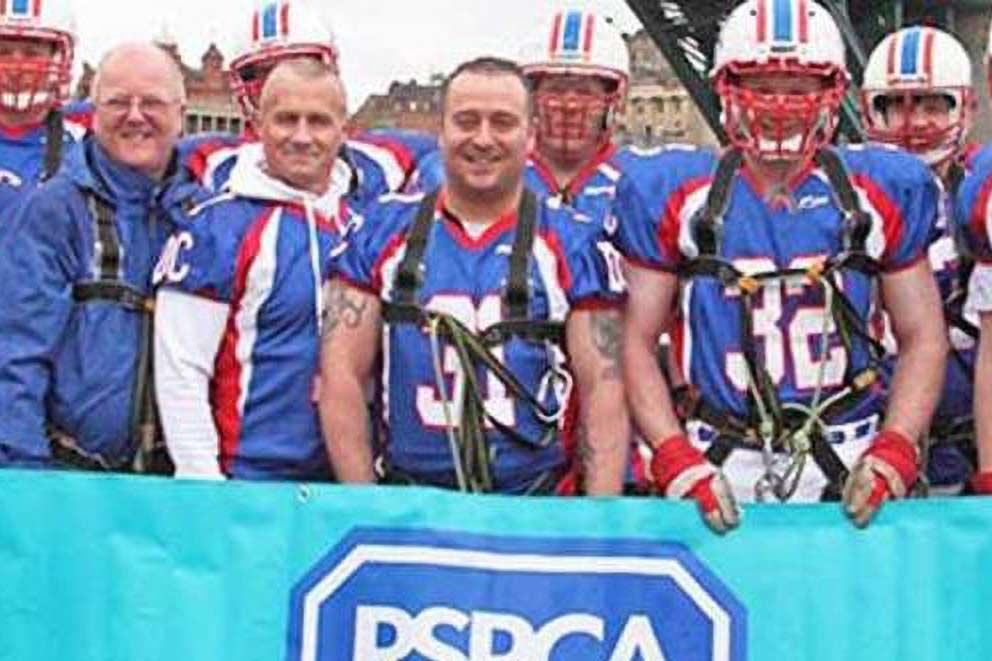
[
  {"left": 618, "top": 0, "right": 946, "bottom": 532},
  {"left": 412, "top": 7, "right": 639, "bottom": 231},
  {"left": 0, "top": 43, "right": 186, "bottom": 469},
  {"left": 184, "top": 0, "right": 434, "bottom": 209},
  {"left": 951, "top": 20, "right": 992, "bottom": 497},
  {"left": 154, "top": 59, "right": 358, "bottom": 480},
  {"left": 320, "top": 57, "right": 628, "bottom": 494},
  {"left": 861, "top": 26, "right": 978, "bottom": 494},
  {"left": 0, "top": 0, "right": 90, "bottom": 214}
]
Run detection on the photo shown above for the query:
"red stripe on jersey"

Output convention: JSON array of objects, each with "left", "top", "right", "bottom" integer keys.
[
  {"left": 371, "top": 230, "right": 409, "bottom": 294},
  {"left": 354, "top": 134, "right": 415, "bottom": 180},
  {"left": 212, "top": 208, "right": 276, "bottom": 475},
  {"left": 922, "top": 28, "right": 935, "bottom": 81},
  {"left": 280, "top": 1, "right": 289, "bottom": 36},
  {"left": 798, "top": 0, "right": 809, "bottom": 43},
  {"left": 549, "top": 12, "right": 563, "bottom": 54},
  {"left": 756, "top": 0, "right": 767, "bottom": 43},
  {"left": 658, "top": 177, "right": 711, "bottom": 265},
  {"left": 886, "top": 32, "right": 897, "bottom": 77},
  {"left": 567, "top": 142, "right": 617, "bottom": 197},
  {"left": 538, "top": 229, "right": 574, "bottom": 293},
  {"left": 851, "top": 174, "right": 905, "bottom": 266},
  {"left": 583, "top": 14, "right": 595, "bottom": 56}
]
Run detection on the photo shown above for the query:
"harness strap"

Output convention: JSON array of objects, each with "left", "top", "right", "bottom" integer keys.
[
  {"left": 690, "top": 147, "right": 743, "bottom": 256},
  {"left": 506, "top": 190, "right": 537, "bottom": 319},
  {"left": 392, "top": 191, "right": 439, "bottom": 306},
  {"left": 41, "top": 108, "right": 64, "bottom": 183}
]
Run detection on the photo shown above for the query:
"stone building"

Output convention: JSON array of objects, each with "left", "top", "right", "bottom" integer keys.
[{"left": 348, "top": 76, "right": 443, "bottom": 134}]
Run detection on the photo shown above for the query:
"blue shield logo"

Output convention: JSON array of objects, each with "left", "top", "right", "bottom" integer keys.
[{"left": 287, "top": 528, "right": 746, "bottom": 661}]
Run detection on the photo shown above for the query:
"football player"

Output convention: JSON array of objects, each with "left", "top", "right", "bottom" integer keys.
[
  {"left": 0, "top": 0, "right": 88, "bottom": 214},
  {"left": 861, "top": 26, "right": 978, "bottom": 494},
  {"left": 618, "top": 0, "right": 946, "bottom": 531}
]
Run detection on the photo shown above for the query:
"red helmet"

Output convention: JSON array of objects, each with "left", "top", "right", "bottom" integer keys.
[
  {"left": 0, "top": 0, "right": 74, "bottom": 117},
  {"left": 229, "top": 0, "right": 337, "bottom": 120}
]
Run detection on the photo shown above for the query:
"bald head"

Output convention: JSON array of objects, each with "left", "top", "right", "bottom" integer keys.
[
  {"left": 92, "top": 42, "right": 186, "bottom": 105},
  {"left": 258, "top": 58, "right": 346, "bottom": 119}
]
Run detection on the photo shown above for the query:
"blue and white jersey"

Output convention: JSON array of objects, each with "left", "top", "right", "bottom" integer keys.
[
  {"left": 0, "top": 102, "right": 90, "bottom": 216},
  {"left": 617, "top": 144, "right": 938, "bottom": 423},
  {"left": 179, "top": 128, "right": 434, "bottom": 212},
  {"left": 334, "top": 191, "right": 625, "bottom": 491},
  {"left": 156, "top": 148, "right": 360, "bottom": 480}
]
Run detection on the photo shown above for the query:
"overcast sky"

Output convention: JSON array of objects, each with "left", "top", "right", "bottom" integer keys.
[{"left": 71, "top": 0, "right": 645, "bottom": 110}]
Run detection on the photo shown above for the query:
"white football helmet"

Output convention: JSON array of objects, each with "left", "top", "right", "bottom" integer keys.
[
  {"left": 230, "top": 0, "right": 338, "bottom": 119},
  {"left": 712, "top": 0, "right": 849, "bottom": 162},
  {"left": 862, "top": 27, "right": 973, "bottom": 167},
  {"left": 520, "top": 7, "right": 629, "bottom": 156},
  {"left": 0, "top": 0, "right": 74, "bottom": 116}
]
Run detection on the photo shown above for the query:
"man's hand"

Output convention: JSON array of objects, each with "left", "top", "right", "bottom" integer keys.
[
  {"left": 842, "top": 429, "right": 918, "bottom": 528},
  {"left": 970, "top": 471, "right": 992, "bottom": 495},
  {"left": 651, "top": 434, "right": 739, "bottom": 534}
]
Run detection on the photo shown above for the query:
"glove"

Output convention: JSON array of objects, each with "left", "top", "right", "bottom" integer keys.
[
  {"left": 651, "top": 434, "right": 739, "bottom": 534},
  {"left": 970, "top": 471, "right": 992, "bottom": 495},
  {"left": 842, "top": 429, "right": 918, "bottom": 528}
]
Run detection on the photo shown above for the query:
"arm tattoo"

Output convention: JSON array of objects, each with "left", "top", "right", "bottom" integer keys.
[
  {"left": 590, "top": 311, "right": 622, "bottom": 380},
  {"left": 321, "top": 281, "right": 369, "bottom": 342},
  {"left": 576, "top": 423, "right": 595, "bottom": 493}
]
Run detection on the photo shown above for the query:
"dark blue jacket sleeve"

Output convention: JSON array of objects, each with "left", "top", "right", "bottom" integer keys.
[{"left": 0, "top": 188, "right": 81, "bottom": 465}]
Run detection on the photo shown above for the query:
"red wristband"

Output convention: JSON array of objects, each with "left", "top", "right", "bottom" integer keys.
[
  {"left": 869, "top": 429, "right": 918, "bottom": 488},
  {"left": 971, "top": 471, "right": 992, "bottom": 495},
  {"left": 650, "top": 433, "right": 704, "bottom": 491}
]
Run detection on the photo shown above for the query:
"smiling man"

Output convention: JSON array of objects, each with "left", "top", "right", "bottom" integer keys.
[
  {"left": 153, "top": 58, "right": 360, "bottom": 481},
  {"left": 0, "top": 42, "right": 185, "bottom": 471},
  {"left": 319, "top": 57, "right": 629, "bottom": 495}
]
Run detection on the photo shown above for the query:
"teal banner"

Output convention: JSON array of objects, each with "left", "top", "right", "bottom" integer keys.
[{"left": 0, "top": 470, "right": 990, "bottom": 660}]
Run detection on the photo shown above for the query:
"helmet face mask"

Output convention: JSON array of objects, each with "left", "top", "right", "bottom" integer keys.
[
  {"left": 532, "top": 72, "right": 618, "bottom": 163},
  {"left": 0, "top": 3, "right": 74, "bottom": 119},
  {"left": 230, "top": 1, "right": 337, "bottom": 121},
  {"left": 863, "top": 27, "right": 973, "bottom": 168},
  {"left": 717, "top": 63, "right": 845, "bottom": 163}
]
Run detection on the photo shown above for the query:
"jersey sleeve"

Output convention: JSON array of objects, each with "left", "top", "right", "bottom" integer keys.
[
  {"left": 153, "top": 198, "right": 251, "bottom": 302},
  {"left": 331, "top": 194, "right": 417, "bottom": 295},
  {"left": 955, "top": 145, "right": 992, "bottom": 263},
  {"left": 854, "top": 150, "right": 939, "bottom": 272},
  {"left": 404, "top": 149, "right": 445, "bottom": 194},
  {"left": 613, "top": 171, "right": 682, "bottom": 271},
  {"left": 543, "top": 204, "right": 626, "bottom": 310}
]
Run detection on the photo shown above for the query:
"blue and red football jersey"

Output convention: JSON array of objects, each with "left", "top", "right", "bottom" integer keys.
[
  {"left": 0, "top": 101, "right": 90, "bottom": 215},
  {"left": 333, "top": 192, "right": 625, "bottom": 491},
  {"left": 616, "top": 144, "right": 938, "bottom": 423},
  {"left": 156, "top": 193, "right": 357, "bottom": 480}
]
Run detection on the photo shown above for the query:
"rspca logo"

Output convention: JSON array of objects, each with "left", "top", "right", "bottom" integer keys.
[{"left": 286, "top": 529, "right": 746, "bottom": 661}]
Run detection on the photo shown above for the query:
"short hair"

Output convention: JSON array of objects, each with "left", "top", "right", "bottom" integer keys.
[
  {"left": 91, "top": 43, "right": 186, "bottom": 104},
  {"left": 258, "top": 58, "right": 347, "bottom": 116},
  {"left": 440, "top": 56, "right": 533, "bottom": 117}
]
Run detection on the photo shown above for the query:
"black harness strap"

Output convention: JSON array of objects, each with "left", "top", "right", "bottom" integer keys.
[
  {"left": 506, "top": 190, "right": 537, "bottom": 320},
  {"left": 392, "top": 191, "right": 439, "bottom": 307},
  {"left": 41, "top": 108, "right": 64, "bottom": 183}
]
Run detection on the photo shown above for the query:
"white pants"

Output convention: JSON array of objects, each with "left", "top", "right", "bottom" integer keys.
[{"left": 686, "top": 415, "right": 879, "bottom": 503}]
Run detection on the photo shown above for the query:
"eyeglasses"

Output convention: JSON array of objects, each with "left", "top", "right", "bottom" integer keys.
[{"left": 97, "top": 95, "right": 182, "bottom": 118}]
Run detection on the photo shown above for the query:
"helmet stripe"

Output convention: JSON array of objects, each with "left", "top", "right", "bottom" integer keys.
[
  {"left": 797, "top": 0, "right": 808, "bottom": 43},
  {"left": 280, "top": 1, "right": 289, "bottom": 37},
  {"left": 922, "top": 28, "right": 935, "bottom": 79},
  {"left": 583, "top": 13, "right": 595, "bottom": 56},
  {"left": 886, "top": 30, "right": 898, "bottom": 77},
  {"left": 252, "top": 10, "right": 259, "bottom": 42},
  {"left": 773, "top": 0, "right": 793, "bottom": 42},
  {"left": 548, "top": 12, "right": 563, "bottom": 54},
  {"left": 756, "top": 0, "right": 767, "bottom": 43},
  {"left": 900, "top": 27, "right": 921, "bottom": 75},
  {"left": 262, "top": 2, "right": 278, "bottom": 40},
  {"left": 11, "top": 0, "right": 27, "bottom": 14},
  {"left": 31, "top": 0, "right": 39, "bottom": 17},
  {"left": 562, "top": 10, "right": 582, "bottom": 52},
  {"left": 0, "top": 0, "right": 7, "bottom": 15}
]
